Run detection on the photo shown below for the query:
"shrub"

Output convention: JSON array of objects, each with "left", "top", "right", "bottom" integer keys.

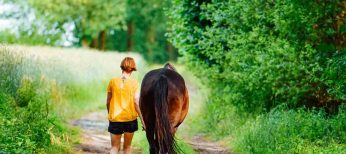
[{"left": 168, "top": 0, "right": 346, "bottom": 113}]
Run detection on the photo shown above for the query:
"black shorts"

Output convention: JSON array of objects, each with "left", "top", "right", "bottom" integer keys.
[{"left": 108, "top": 119, "right": 138, "bottom": 134}]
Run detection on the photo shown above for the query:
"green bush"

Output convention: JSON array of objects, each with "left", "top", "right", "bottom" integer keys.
[
  {"left": 15, "top": 78, "right": 36, "bottom": 107},
  {"left": 168, "top": 0, "right": 346, "bottom": 113}
]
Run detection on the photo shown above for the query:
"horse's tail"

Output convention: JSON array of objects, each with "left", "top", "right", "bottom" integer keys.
[{"left": 154, "top": 75, "right": 178, "bottom": 154}]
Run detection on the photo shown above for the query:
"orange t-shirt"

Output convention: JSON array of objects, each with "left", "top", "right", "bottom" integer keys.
[{"left": 107, "top": 77, "right": 139, "bottom": 122}]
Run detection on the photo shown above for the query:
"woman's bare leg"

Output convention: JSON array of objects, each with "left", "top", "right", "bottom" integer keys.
[
  {"left": 110, "top": 133, "right": 122, "bottom": 154},
  {"left": 123, "top": 132, "right": 134, "bottom": 154}
]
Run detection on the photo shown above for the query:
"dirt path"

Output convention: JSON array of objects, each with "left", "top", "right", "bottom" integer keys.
[
  {"left": 70, "top": 111, "right": 141, "bottom": 154},
  {"left": 71, "top": 111, "right": 111, "bottom": 153},
  {"left": 71, "top": 111, "right": 231, "bottom": 154}
]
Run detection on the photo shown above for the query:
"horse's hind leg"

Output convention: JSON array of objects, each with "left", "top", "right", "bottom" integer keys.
[{"left": 146, "top": 128, "right": 157, "bottom": 154}]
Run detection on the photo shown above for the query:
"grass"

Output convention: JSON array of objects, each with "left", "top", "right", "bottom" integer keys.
[{"left": 231, "top": 106, "right": 346, "bottom": 154}]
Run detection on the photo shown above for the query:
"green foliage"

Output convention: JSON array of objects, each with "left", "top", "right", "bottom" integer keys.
[
  {"left": 128, "top": 0, "right": 175, "bottom": 63},
  {"left": 0, "top": 47, "right": 69, "bottom": 153},
  {"left": 0, "top": 30, "right": 60, "bottom": 46},
  {"left": 1, "top": 0, "right": 178, "bottom": 63},
  {"left": 108, "top": 0, "right": 178, "bottom": 63},
  {"left": 168, "top": 0, "right": 346, "bottom": 153},
  {"left": 15, "top": 78, "right": 35, "bottom": 107},
  {"left": 28, "top": 0, "right": 126, "bottom": 43},
  {"left": 168, "top": 0, "right": 346, "bottom": 113},
  {"left": 232, "top": 106, "right": 346, "bottom": 153}
]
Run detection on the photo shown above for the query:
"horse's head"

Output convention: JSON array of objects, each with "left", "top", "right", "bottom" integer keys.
[{"left": 164, "top": 63, "right": 176, "bottom": 71}]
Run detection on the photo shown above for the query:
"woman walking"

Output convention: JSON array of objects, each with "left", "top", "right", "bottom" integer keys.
[{"left": 107, "top": 57, "right": 144, "bottom": 154}]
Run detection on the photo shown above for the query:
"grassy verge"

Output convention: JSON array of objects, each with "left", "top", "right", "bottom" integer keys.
[{"left": 235, "top": 107, "right": 346, "bottom": 153}]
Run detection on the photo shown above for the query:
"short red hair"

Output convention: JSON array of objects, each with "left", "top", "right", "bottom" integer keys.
[{"left": 120, "top": 57, "right": 136, "bottom": 72}]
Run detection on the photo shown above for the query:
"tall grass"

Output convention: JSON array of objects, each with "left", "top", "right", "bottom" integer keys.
[
  {"left": 232, "top": 105, "right": 346, "bottom": 153},
  {"left": 0, "top": 46, "right": 70, "bottom": 153}
]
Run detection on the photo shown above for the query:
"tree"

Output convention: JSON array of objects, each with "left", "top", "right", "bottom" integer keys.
[
  {"left": 107, "top": 0, "right": 178, "bottom": 62},
  {"left": 28, "top": 0, "right": 127, "bottom": 50}
]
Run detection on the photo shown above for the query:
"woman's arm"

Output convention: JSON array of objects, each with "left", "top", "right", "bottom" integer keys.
[
  {"left": 107, "top": 92, "right": 112, "bottom": 113},
  {"left": 107, "top": 79, "right": 112, "bottom": 113},
  {"left": 134, "top": 92, "right": 146, "bottom": 130}
]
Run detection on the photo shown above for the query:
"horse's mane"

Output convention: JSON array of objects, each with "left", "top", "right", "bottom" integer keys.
[{"left": 164, "top": 63, "right": 176, "bottom": 71}]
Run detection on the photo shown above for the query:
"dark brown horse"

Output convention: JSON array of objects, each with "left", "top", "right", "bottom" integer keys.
[{"left": 139, "top": 63, "right": 189, "bottom": 154}]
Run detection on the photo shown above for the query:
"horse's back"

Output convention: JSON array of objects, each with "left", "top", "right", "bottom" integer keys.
[
  {"left": 140, "top": 68, "right": 188, "bottom": 128},
  {"left": 141, "top": 68, "right": 186, "bottom": 97}
]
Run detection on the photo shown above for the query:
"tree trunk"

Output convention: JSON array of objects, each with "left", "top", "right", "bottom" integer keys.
[
  {"left": 90, "top": 37, "right": 98, "bottom": 49},
  {"left": 99, "top": 30, "right": 106, "bottom": 51},
  {"left": 81, "top": 37, "right": 89, "bottom": 48},
  {"left": 147, "top": 25, "right": 155, "bottom": 59},
  {"left": 127, "top": 21, "right": 134, "bottom": 51},
  {"left": 167, "top": 41, "right": 174, "bottom": 61},
  {"left": 334, "top": 5, "right": 345, "bottom": 49}
]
